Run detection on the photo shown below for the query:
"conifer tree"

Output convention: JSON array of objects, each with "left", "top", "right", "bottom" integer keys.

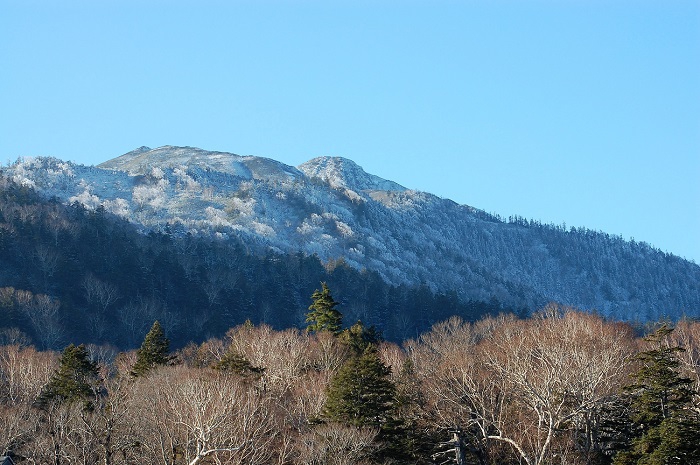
[
  {"left": 324, "top": 346, "right": 396, "bottom": 428},
  {"left": 212, "top": 349, "right": 264, "bottom": 379},
  {"left": 131, "top": 320, "right": 170, "bottom": 378},
  {"left": 305, "top": 282, "right": 343, "bottom": 335},
  {"left": 37, "top": 343, "right": 99, "bottom": 407},
  {"left": 613, "top": 325, "right": 700, "bottom": 465},
  {"left": 340, "top": 320, "right": 382, "bottom": 355}
]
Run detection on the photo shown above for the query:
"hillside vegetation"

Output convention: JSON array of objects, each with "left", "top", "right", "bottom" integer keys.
[
  {"left": 0, "top": 173, "right": 503, "bottom": 349},
  {"left": 1, "top": 308, "right": 699, "bottom": 464},
  {"left": 4, "top": 146, "right": 699, "bottom": 322}
]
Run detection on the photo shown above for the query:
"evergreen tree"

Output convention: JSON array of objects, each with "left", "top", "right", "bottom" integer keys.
[
  {"left": 131, "top": 320, "right": 170, "bottom": 378},
  {"left": 595, "top": 397, "right": 638, "bottom": 463},
  {"left": 37, "top": 344, "right": 99, "bottom": 408},
  {"left": 383, "top": 358, "right": 438, "bottom": 463},
  {"left": 305, "top": 282, "right": 343, "bottom": 335},
  {"left": 613, "top": 325, "right": 700, "bottom": 465},
  {"left": 339, "top": 320, "right": 382, "bottom": 355},
  {"left": 212, "top": 349, "right": 264, "bottom": 379},
  {"left": 324, "top": 346, "right": 396, "bottom": 428}
]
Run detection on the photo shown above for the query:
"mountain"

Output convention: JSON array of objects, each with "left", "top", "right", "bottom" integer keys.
[
  {"left": 0, "top": 171, "right": 497, "bottom": 349},
  {"left": 4, "top": 145, "right": 700, "bottom": 322}
]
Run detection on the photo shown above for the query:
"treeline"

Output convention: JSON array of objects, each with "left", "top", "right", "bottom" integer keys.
[
  {"left": 1, "top": 302, "right": 700, "bottom": 464},
  {"left": 0, "top": 174, "right": 511, "bottom": 350}
]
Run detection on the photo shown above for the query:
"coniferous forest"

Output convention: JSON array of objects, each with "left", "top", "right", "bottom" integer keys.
[{"left": 2, "top": 173, "right": 700, "bottom": 464}]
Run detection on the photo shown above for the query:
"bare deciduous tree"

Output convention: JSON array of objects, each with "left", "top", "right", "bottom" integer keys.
[
  {"left": 225, "top": 324, "right": 311, "bottom": 393},
  {"left": 35, "top": 243, "right": 59, "bottom": 282},
  {"left": 78, "top": 375, "right": 140, "bottom": 465},
  {"left": 132, "top": 366, "right": 277, "bottom": 465},
  {"left": 295, "top": 423, "right": 378, "bottom": 465},
  {"left": 18, "top": 293, "right": 63, "bottom": 349},
  {"left": 0, "top": 345, "right": 56, "bottom": 456},
  {"left": 82, "top": 274, "right": 119, "bottom": 314},
  {"left": 409, "top": 309, "right": 634, "bottom": 465},
  {"left": 670, "top": 320, "right": 700, "bottom": 391}
]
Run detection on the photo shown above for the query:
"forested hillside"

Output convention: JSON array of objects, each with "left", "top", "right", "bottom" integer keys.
[
  {"left": 0, "top": 174, "right": 505, "bottom": 350},
  {"left": 2, "top": 156, "right": 700, "bottom": 464},
  {"left": 5, "top": 147, "right": 700, "bottom": 322}
]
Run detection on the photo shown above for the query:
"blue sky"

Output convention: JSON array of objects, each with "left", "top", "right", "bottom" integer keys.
[{"left": 2, "top": 1, "right": 699, "bottom": 262}]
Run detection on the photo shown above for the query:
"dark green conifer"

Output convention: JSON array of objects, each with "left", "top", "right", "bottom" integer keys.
[
  {"left": 212, "top": 350, "right": 264, "bottom": 379},
  {"left": 37, "top": 344, "right": 99, "bottom": 408},
  {"left": 339, "top": 320, "right": 382, "bottom": 355},
  {"left": 305, "top": 282, "right": 343, "bottom": 335},
  {"left": 324, "top": 346, "right": 396, "bottom": 428},
  {"left": 131, "top": 321, "right": 170, "bottom": 378},
  {"left": 613, "top": 325, "right": 700, "bottom": 465}
]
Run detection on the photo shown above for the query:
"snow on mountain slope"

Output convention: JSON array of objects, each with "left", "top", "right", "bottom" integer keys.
[
  {"left": 5, "top": 146, "right": 700, "bottom": 321},
  {"left": 299, "top": 156, "right": 406, "bottom": 192},
  {"left": 98, "top": 145, "right": 302, "bottom": 183}
]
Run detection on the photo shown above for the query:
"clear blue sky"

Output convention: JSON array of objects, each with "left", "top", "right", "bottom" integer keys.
[{"left": 2, "top": 1, "right": 699, "bottom": 262}]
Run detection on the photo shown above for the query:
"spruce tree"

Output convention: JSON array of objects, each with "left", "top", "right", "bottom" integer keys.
[
  {"left": 324, "top": 345, "right": 396, "bottom": 428},
  {"left": 131, "top": 320, "right": 170, "bottom": 378},
  {"left": 613, "top": 325, "right": 700, "bottom": 465},
  {"left": 305, "top": 282, "right": 343, "bottom": 335},
  {"left": 37, "top": 344, "right": 99, "bottom": 408}
]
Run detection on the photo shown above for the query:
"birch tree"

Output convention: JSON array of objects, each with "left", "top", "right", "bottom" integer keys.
[{"left": 132, "top": 366, "right": 277, "bottom": 465}]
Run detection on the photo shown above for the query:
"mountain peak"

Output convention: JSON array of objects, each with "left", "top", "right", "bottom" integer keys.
[
  {"left": 298, "top": 156, "right": 406, "bottom": 192},
  {"left": 97, "top": 145, "right": 302, "bottom": 182},
  {"left": 98, "top": 146, "right": 245, "bottom": 175}
]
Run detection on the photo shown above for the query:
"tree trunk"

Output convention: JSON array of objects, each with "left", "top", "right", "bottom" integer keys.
[{"left": 453, "top": 431, "right": 466, "bottom": 465}]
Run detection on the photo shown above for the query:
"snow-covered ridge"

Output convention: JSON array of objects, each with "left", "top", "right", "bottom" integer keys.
[
  {"left": 5, "top": 145, "right": 700, "bottom": 321},
  {"left": 99, "top": 146, "right": 246, "bottom": 175},
  {"left": 298, "top": 156, "right": 406, "bottom": 193},
  {"left": 98, "top": 145, "right": 303, "bottom": 183}
]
